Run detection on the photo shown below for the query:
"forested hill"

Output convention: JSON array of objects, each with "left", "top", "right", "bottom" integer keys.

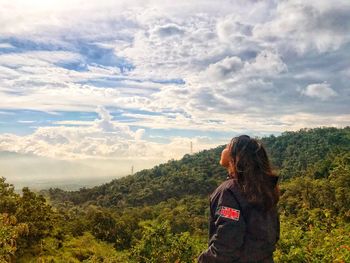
[
  {"left": 47, "top": 127, "right": 350, "bottom": 208},
  {"left": 2, "top": 126, "right": 350, "bottom": 262}
]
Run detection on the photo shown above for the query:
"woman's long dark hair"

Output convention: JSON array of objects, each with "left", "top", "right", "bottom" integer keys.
[{"left": 228, "top": 135, "right": 279, "bottom": 211}]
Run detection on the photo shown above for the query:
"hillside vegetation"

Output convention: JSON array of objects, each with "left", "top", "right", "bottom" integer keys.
[{"left": 0, "top": 127, "right": 349, "bottom": 262}]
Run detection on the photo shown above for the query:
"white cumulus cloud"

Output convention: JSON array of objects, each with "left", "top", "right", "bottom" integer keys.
[{"left": 301, "top": 83, "right": 337, "bottom": 100}]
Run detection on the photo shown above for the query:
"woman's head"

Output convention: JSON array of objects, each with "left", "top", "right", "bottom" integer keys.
[{"left": 221, "top": 135, "right": 279, "bottom": 210}]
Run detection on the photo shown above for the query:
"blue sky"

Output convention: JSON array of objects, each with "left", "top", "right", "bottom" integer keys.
[{"left": 0, "top": 0, "right": 349, "bottom": 187}]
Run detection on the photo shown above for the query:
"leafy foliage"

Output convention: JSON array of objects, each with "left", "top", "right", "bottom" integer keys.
[
  {"left": 131, "top": 220, "right": 203, "bottom": 263},
  {"left": 17, "top": 233, "right": 129, "bottom": 263},
  {"left": 0, "top": 213, "right": 28, "bottom": 262},
  {"left": 16, "top": 187, "right": 54, "bottom": 247},
  {"left": 262, "top": 127, "right": 350, "bottom": 180}
]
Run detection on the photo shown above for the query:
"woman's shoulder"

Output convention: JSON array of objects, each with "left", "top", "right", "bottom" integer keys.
[
  {"left": 209, "top": 178, "right": 249, "bottom": 215},
  {"left": 210, "top": 178, "right": 240, "bottom": 201}
]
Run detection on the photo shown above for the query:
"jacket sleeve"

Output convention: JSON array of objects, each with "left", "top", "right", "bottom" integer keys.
[{"left": 198, "top": 188, "right": 246, "bottom": 263}]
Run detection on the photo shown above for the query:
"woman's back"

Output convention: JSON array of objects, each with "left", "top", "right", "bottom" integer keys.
[
  {"left": 203, "top": 178, "right": 279, "bottom": 262},
  {"left": 198, "top": 135, "right": 280, "bottom": 262}
]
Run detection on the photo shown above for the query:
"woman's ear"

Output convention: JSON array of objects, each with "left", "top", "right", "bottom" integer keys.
[{"left": 220, "top": 146, "right": 230, "bottom": 168}]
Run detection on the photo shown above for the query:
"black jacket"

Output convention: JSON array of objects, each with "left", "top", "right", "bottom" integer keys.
[{"left": 198, "top": 177, "right": 279, "bottom": 263}]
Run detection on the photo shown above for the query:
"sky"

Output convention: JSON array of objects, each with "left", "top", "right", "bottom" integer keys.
[{"left": 0, "top": 0, "right": 349, "bottom": 188}]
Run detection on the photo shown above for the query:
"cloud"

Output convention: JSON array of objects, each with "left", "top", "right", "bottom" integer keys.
[
  {"left": 244, "top": 50, "right": 287, "bottom": 76},
  {"left": 0, "top": 0, "right": 349, "bottom": 170},
  {"left": 95, "top": 106, "right": 126, "bottom": 133},
  {"left": 205, "top": 56, "right": 243, "bottom": 80},
  {"left": 0, "top": 107, "right": 219, "bottom": 161},
  {"left": 0, "top": 43, "right": 15, "bottom": 49},
  {"left": 153, "top": 23, "right": 185, "bottom": 37},
  {"left": 217, "top": 18, "right": 252, "bottom": 42},
  {"left": 200, "top": 50, "right": 287, "bottom": 87},
  {"left": 134, "top": 128, "right": 145, "bottom": 140},
  {"left": 301, "top": 83, "right": 337, "bottom": 100},
  {"left": 253, "top": 0, "right": 350, "bottom": 54}
]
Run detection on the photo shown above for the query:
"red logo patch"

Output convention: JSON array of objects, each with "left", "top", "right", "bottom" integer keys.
[{"left": 217, "top": 206, "right": 240, "bottom": 221}]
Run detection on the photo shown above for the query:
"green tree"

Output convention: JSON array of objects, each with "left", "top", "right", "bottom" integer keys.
[
  {"left": 131, "top": 220, "right": 202, "bottom": 263},
  {"left": 0, "top": 213, "right": 28, "bottom": 262},
  {"left": 0, "top": 177, "right": 18, "bottom": 214},
  {"left": 16, "top": 187, "right": 54, "bottom": 248}
]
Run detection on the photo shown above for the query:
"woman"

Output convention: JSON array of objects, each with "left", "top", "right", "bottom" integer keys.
[{"left": 198, "top": 135, "right": 280, "bottom": 263}]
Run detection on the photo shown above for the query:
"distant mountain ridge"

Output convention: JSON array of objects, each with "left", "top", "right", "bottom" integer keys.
[{"left": 46, "top": 127, "right": 350, "bottom": 208}]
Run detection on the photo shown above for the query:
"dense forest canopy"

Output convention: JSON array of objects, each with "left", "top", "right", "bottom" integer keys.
[{"left": 1, "top": 127, "right": 349, "bottom": 262}]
